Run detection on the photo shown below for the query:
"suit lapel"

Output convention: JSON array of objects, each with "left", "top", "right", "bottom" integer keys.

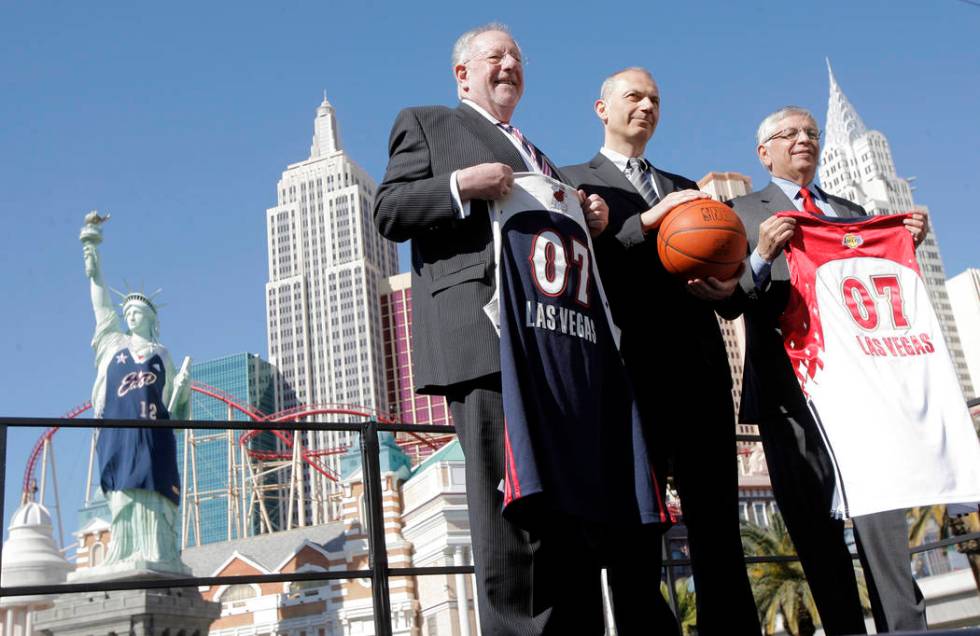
[
  {"left": 760, "top": 181, "right": 862, "bottom": 219},
  {"left": 588, "top": 153, "right": 649, "bottom": 210},
  {"left": 588, "top": 153, "right": 676, "bottom": 204},
  {"left": 455, "top": 104, "right": 530, "bottom": 173},
  {"left": 759, "top": 182, "right": 797, "bottom": 216},
  {"left": 815, "top": 186, "right": 861, "bottom": 218},
  {"left": 651, "top": 168, "right": 675, "bottom": 198}
]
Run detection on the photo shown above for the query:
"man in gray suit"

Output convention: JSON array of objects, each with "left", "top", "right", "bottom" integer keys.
[
  {"left": 563, "top": 67, "right": 759, "bottom": 635},
  {"left": 728, "top": 105, "right": 928, "bottom": 634},
  {"left": 374, "top": 23, "right": 609, "bottom": 636}
]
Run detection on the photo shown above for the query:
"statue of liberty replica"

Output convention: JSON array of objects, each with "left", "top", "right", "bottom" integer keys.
[
  {"left": 78, "top": 211, "right": 191, "bottom": 578},
  {"left": 37, "top": 217, "right": 221, "bottom": 633}
]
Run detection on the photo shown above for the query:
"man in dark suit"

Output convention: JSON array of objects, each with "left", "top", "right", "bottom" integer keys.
[
  {"left": 374, "top": 23, "right": 610, "bottom": 636},
  {"left": 563, "top": 67, "right": 760, "bottom": 635},
  {"left": 728, "top": 105, "right": 929, "bottom": 634}
]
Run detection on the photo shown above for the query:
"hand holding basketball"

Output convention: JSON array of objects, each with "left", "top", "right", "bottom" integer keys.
[
  {"left": 687, "top": 263, "right": 745, "bottom": 300},
  {"left": 657, "top": 199, "right": 748, "bottom": 281},
  {"left": 640, "top": 189, "right": 711, "bottom": 233}
]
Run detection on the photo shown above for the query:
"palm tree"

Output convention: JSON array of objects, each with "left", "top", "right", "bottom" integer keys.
[
  {"left": 742, "top": 514, "right": 820, "bottom": 636},
  {"left": 908, "top": 505, "right": 947, "bottom": 548},
  {"left": 742, "top": 514, "right": 873, "bottom": 635},
  {"left": 660, "top": 577, "right": 697, "bottom": 635},
  {"left": 912, "top": 505, "right": 980, "bottom": 590},
  {"left": 949, "top": 512, "right": 980, "bottom": 590}
]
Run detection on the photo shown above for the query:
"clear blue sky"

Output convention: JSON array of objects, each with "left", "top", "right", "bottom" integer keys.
[{"left": 2, "top": 1, "right": 978, "bottom": 541}]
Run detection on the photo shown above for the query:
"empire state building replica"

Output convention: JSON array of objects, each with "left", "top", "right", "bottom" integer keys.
[
  {"left": 818, "top": 62, "right": 974, "bottom": 399},
  {"left": 265, "top": 95, "right": 399, "bottom": 524}
]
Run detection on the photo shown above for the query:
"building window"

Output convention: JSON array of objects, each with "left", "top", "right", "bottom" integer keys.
[
  {"left": 753, "top": 502, "right": 769, "bottom": 527},
  {"left": 90, "top": 541, "right": 104, "bottom": 566},
  {"left": 221, "top": 584, "right": 258, "bottom": 607}
]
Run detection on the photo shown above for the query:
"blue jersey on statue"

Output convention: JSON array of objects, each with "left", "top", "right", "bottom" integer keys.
[
  {"left": 493, "top": 174, "right": 668, "bottom": 529},
  {"left": 95, "top": 336, "right": 181, "bottom": 507},
  {"left": 92, "top": 292, "right": 180, "bottom": 505}
]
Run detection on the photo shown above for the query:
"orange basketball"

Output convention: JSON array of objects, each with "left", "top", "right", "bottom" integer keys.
[{"left": 656, "top": 199, "right": 747, "bottom": 280}]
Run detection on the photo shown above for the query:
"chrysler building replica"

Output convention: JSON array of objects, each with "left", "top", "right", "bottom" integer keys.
[
  {"left": 265, "top": 95, "right": 399, "bottom": 523},
  {"left": 818, "top": 62, "right": 974, "bottom": 399}
]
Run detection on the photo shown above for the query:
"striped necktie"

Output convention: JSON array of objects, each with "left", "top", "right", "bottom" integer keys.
[
  {"left": 799, "top": 187, "right": 822, "bottom": 216},
  {"left": 498, "top": 123, "right": 554, "bottom": 177},
  {"left": 625, "top": 157, "right": 659, "bottom": 207}
]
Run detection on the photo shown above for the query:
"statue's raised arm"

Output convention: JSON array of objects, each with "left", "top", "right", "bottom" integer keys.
[{"left": 81, "top": 211, "right": 119, "bottom": 332}]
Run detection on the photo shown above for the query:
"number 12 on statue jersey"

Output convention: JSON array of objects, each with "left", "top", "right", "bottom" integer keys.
[{"left": 529, "top": 230, "right": 591, "bottom": 306}]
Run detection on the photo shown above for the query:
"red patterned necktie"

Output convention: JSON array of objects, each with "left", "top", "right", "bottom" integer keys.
[
  {"left": 498, "top": 123, "right": 555, "bottom": 178},
  {"left": 799, "top": 187, "right": 822, "bottom": 215}
]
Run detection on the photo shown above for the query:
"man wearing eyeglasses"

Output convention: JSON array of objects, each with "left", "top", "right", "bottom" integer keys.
[
  {"left": 728, "top": 106, "right": 928, "bottom": 634},
  {"left": 375, "top": 23, "right": 610, "bottom": 636}
]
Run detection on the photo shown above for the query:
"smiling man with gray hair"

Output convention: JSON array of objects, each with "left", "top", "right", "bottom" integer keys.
[
  {"left": 727, "top": 105, "right": 929, "bottom": 634},
  {"left": 375, "top": 23, "right": 609, "bottom": 635}
]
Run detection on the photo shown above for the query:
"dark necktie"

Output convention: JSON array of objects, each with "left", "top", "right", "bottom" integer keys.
[
  {"left": 799, "top": 187, "right": 822, "bottom": 216},
  {"left": 498, "top": 123, "right": 554, "bottom": 177},
  {"left": 625, "top": 157, "right": 660, "bottom": 207}
]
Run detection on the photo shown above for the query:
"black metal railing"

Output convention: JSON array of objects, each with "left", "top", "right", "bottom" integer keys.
[{"left": 1, "top": 416, "right": 978, "bottom": 636}]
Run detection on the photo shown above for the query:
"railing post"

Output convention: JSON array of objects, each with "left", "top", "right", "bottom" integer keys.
[
  {"left": 0, "top": 423, "right": 6, "bottom": 570},
  {"left": 361, "top": 420, "right": 393, "bottom": 636},
  {"left": 663, "top": 533, "right": 678, "bottom": 613}
]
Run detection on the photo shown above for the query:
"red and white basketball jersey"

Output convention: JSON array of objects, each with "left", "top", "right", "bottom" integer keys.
[{"left": 780, "top": 212, "right": 980, "bottom": 518}]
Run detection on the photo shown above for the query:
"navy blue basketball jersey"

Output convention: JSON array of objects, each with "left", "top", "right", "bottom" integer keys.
[
  {"left": 494, "top": 174, "right": 667, "bottom": 527},
  {"left": 98, "top": 346, "right": 181, "bottom": 506}
]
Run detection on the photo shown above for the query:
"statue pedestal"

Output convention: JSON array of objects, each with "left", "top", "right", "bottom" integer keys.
[
  {"left": 33, "top": 573, "right": 219, "bottom": 636},
  {"left": 66, "top": 560, "right": 191, "bottom": 582}
]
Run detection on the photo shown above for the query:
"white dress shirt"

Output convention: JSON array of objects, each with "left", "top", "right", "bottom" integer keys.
[{"left": 452, "top": 99, "right": 539, "bottom": 219}]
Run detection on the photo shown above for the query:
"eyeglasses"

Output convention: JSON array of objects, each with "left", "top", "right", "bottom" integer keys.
[
  {"left": 463, "top": 48, "right": 525, "bottom": 67},
  {"left": 765, "top": 127, "right": 822, "bottom": 143}
]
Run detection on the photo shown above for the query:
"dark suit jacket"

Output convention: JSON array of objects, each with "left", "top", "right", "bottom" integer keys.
[
  {"left": 563, "top": 152, "right": 732, "bottom": 396},
  {"left": 374, "top": 103, "right": 560, "bottom": 394},
  {"left": 728, "top": 182, "right": 866, "bottom": 421}
]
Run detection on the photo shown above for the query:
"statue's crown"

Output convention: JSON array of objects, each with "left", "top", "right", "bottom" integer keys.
[
  {"left": 122, "top": 292, "right": 158, "bottom": 314},
  {"left": 112, "top": 285, "right": 163, "bottom": 315}
]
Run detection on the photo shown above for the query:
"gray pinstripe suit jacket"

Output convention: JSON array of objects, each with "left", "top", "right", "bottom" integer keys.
[
  {"left": 729, "top": 182, "right": 865, "bottom": 420},
  {"left": 374, "top": 103, "right": 561, "bottom": 394}
]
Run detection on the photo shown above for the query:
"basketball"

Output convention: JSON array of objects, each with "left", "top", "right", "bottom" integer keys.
[{"left": 656, "top": 199, "right": 748, "bottom": 280}]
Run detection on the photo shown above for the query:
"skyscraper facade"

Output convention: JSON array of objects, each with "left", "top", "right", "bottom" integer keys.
[
  {"left": 698, "top": 170, "right": 752, "bottom": 421},
  {"left": 819, "top": 62, "right": 974, "bottom": 398},
  {"left": 265, "top": 96, "right": 399, "bottom": 523},
  {"left": 380, "top": 273, "right": 452, "bottom": 427},
  {"left": 380, "top": 272, "right": 453, "bottom": 465},
  {"left": 947, "top": 269, "right": 980, "bottom": 400},
  {"left": 177, "top": 352, "right": 280, "bottom": 547}
]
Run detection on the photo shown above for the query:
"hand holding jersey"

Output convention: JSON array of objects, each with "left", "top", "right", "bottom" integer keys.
[
  {"left": 902, "top": 210, "right": 929, "bottom": 246},
  {"left": 577, "top": 190, "right": 610, "bottom": 236},
  {"left": 754, "top": 210, "right": 929, "bottom": 282},
  {"left": 456, "top": 161, "right": 515, "bottom": 200}
]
